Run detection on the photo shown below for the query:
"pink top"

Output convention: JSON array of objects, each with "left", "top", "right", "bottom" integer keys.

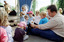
[{"left": 0, "top": 27, "right": 8, "bottom": 42}]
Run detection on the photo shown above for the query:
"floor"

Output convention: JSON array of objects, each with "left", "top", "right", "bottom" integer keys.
[{"left": 12, "top": 26, "right": 54, "bottom": 42}]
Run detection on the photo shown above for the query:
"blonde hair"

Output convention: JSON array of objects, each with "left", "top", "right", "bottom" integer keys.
[
  {"left": 40, "top": 11, "right": 46, "bottom": 17},
  {"left": 36, "top": 10, "right": 40, "bottom": 13},
  {"left": 24, "top": 15, "right": 28, "bottom": 19},
  {"left": 59, "top": 8, "right": 63, "bottom": 14},
  {"left": 0, "top": 8, "right": 9, "bottom": 26},
  {"left": 22, "top": 6, "right": 26, "bottom": 10}
]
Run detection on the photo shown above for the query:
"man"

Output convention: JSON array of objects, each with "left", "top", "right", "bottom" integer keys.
[{"left": 30, "top": 5, "right": 64, "bottom": 42}]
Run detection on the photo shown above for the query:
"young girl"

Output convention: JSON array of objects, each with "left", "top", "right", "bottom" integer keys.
[
  {"left": 0, "top": 8, "right": 13, "bottom": 42},
  {"left": 13, "top": 21, "right": 29, "bottom": 42},
  {"left": 20, "top": 6, "right": 27, "bottom": 21},
  {"left": 27, "top": 11, "right": 35, "bottom": 24},
  {"left": 34, "top": 11, "right": 41, "bottom": 24}
]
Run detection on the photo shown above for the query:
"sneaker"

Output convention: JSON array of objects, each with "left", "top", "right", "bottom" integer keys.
[{"left": 23, "top": 34, "right": 29, "bottom": 40}]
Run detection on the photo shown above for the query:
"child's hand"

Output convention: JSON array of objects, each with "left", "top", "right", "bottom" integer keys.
[
  {"left": 21, "top": 12, "right": 23, "bottom": 14},
  {"left": 30, "top": 24, "right": 34, "bottom": 28},
  {"left": 30, "top": 20, "right": 34, "bottom": 24},
  {"left": 24, "top": 27, "right": 26, "bottom": 30},
  {"left": 21, "top": 12, "right": 25, "bottom": 15}
]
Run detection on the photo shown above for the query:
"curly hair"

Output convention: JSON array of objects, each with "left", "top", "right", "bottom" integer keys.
[
  {"left": 0, "top": 8, "right": 9, "bottom": 26},
  {"left": 40, "top": 11, "right": 46, "bottom": 17}
]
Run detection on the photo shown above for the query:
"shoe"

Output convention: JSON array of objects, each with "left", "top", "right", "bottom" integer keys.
[{"left": 23, "top": 34, "right": 29, "bottom": 40}]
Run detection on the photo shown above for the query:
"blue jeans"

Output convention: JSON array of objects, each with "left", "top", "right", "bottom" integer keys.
[{"left": 28, "top": 28, "right": 63, "bottom": 42}]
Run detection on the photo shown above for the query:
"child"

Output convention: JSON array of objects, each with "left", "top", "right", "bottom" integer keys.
[
  {"left": 0, "top": 27, "right": 8, "bottom": 42},
  {"left": 24, "top": 15, "right": 29, "bottom": 24},
  {"left": 27, "top": 11, "right": 35, "bottom": 24},
  {"left": 0, "top": 8, "right": 13, "bottom": 42},
  {"left": 13, "top": 21, "right": 29, "bottom": 42},
  {"left": 39, "top": 11, "right": 49, "bottom": 24},
  {"left": 34, "top": 11, "right": 41, "bottom": 24},
  {"left": 20, "top": 6, "right": 27, "bottom": 21},
  {"left": 58, "top": 8, "right": 63, "bottom": 14},
  {"left": 4, "top": 1, "right": 11, "bottom": 13}
]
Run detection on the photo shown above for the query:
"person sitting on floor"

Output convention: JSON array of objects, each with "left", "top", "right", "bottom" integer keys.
[
  {"left": 39, "top": 11, "right": 49, "bottom": 24},
  {"left": 27, "top": 11, "right": 35, "bottom": 24},
  {"left": 24, "top": 15, "right": 29, "bottom": 25},
  {"left": 13, "top": 21, "right": 29, "bottom": 42},
  {"left": 0, "top": 8, "right": 13, "bottom": 42},
  {"left": 34, "top": 10, "right": 41, "bottom": 24}
]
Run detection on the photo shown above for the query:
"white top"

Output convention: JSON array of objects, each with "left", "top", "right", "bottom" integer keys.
[
  {"left": 4, "top": 26, "right": 13, "bottom": 42},
  {"left": 38, "top": 13, "right": 64, "bottom": 37},
  {"left": 34, "top": 15, "right": 41, "bottom": 24},
  {"left": 21, "top": 11, "right": 27, "bottom": 17}
]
